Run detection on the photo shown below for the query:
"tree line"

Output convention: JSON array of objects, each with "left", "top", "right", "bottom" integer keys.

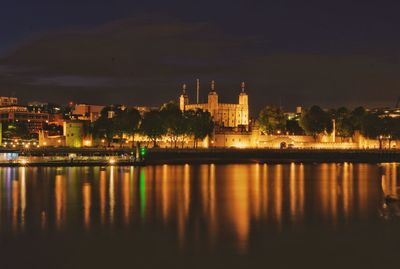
[
  {"left": 257, "top": 105, "right": 400, "bottom": 140},
  {"left": 92, "top": 102, "right": 214, "bottom": 148}
]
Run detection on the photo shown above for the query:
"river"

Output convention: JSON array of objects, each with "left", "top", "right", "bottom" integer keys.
[{"left": 0, "top": 163, "right": 399, "bottom": 268}]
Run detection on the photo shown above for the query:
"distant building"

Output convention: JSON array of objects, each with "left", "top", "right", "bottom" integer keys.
[
  {"left": 38, "top": 131, "right": 66, "bottom": 147},
  {"left": 0, "top": 96, "right": 18, "bottom": 107},
  {"left": 369, "top": 107, "right": 400, "bottom": 118},
  {"left": 0, "top": 106, "right": 49, "bottom": 133},
  {"left": 27, "top": 101, "right": 62, "bottom": 114},
  {"left": 71, "top": 104, "right": 104, "bottom": 122},
  {"left": 63, "top": 120, "right": 91, "bottom": 147},
  {"left": 133, "top": 106, "right": 159, "bottom": 116},
  {"left": 179, "top": 81, "right": 249, "bottom": 128}
]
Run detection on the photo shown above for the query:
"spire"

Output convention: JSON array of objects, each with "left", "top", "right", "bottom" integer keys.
[
  {"left": 196, "top": 79, "right": 200, "bottom": 104},
  {"left": 182, "top": 83, "right": 187, "bottom": 94},
  {"left": 241, "top": 81, "right": 245, "bottom": 92},
  {"left": 211, "top": 80, "right": 216, "bottom": 92}
]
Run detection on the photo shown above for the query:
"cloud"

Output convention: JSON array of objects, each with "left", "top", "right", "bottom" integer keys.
[{"left": 0, "top": 15, "right": 399, "bottom": 112}]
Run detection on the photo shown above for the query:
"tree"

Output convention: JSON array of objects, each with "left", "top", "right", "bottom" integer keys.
[
  {"left": 92, "top": 106, "right": 116, "bottom": 146},
  {"left": 140, "top": 110, "right": 166, "bottom": 147},
  {"left": 43, "top": 123, "right": 63, "bottom": 136},
  {"left": 114, "top": 107, "right": 141, "bottom": 147},
  {"left": 257, "top": 106, "right": 286, "bottom": 135},
  {"left": 299, "top": 106, "right": 333, "bottom": 139},
  {"left": 330, "top": 107, "right": 354, "bottom": 137},
  {"left": 360, "top": 113, "right": 382, "bottom": 139},
  {"left": 350, "top": 106, "right": 367, "bottom": 132},
  {"left": 186, "top": 109, "right": 214, "bottom": 148},
  {"left": 160, "top": 102, "right": 186, "bottom": 147},
  {"left": 286, "top": 119, "right": 305, "bottom": 135},
  {"left": 92, "top": 105, "right": 141, "bottom": 147},
  {"left": 2, "top": 122, "right": 30, "bottom": 140}
]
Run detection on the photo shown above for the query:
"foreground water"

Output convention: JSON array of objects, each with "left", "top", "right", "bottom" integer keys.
[{"left": 0, "top": 163, "right": 399, "bottom": 268}]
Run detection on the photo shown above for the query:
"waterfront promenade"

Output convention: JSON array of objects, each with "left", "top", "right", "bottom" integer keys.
[{"left": 0, "top": 148, "right": 399, "bottom": 166}]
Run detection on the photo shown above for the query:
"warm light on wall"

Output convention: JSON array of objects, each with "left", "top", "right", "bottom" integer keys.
[
  {"left": 233, "top": 142, "right": 247, "bottom": 148},
  {"left": 83, "top": 140, "right": 92, "bottom": 146}
]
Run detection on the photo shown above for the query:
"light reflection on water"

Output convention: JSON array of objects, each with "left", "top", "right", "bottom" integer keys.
[{"left": 0, "top": 163, "right": 399, "bottom": 253}]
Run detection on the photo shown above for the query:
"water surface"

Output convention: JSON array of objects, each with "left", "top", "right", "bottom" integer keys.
[{"left": 0, "top": 163, "right": 399, "bottom": 268}]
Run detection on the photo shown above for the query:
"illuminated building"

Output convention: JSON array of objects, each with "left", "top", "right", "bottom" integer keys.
[
  {"left": 0, "top": 106, "right": 49, "bottom": 133},
  {"left": 71, "top": 104, "right": 104, "bottom": 122},
  {"left": 369, "top": 107, "right": 400, "bottom": 118},
  {"left": 0, "top": 96, "right": 18, "bottom": 107},
  {"left": 63, "top": 120, "right": 91, "bottom": 147},
  {"left": 179, "top": 81, "right": 249, "bottom": 128}
]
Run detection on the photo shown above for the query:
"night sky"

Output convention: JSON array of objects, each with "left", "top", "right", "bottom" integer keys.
[{"left": 1, "top": 0, "right": 400, "bottom": 114}]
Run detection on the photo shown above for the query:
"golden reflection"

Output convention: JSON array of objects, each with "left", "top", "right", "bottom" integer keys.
[
  {"left": 251, "top": 164, "right": 261, "bottom": 221},
  {"left": 342, "top": 163, "right": 353, "bottom": 220},
  {"left": 99, "top": 170, "right": 106, "bottom": 224},
  {"left": 209, "top": 163, "right": 216, "bottom": 236},
  {"left": 299, "top": 164, "right": 305, "bottom": 219},
  {"left": 55, "top": 174, "right": 66, "bottom": 229},
  {"left": 288, "top": 163, "right": 305, "bottom": 223},
  {"left": 289, "top": 163, "right": 296, "bottom": 221},
  {"left": 261, "top": 164, "right": 268, "bottom": 221},
  {"left": 381, "top": 163, "right": 398, "bottom": 197},
  {"left": 330, "top": 164, "right": 338, "bottom": 225},
  {"left": 122, "top": 170, "right": 131, "bottom": 225},
  {"left": 83, "top": 183, "right": 91, "bottom": 229},
  {"left": 0, "top": 163, "right": 396, "bottom": 253},
  {"left": 12, "top": 179, "right": 19, "bottom": 232},
  {"left": 227, "top": 165, "right": 250, "bottom": 253},
  {"left": 109, "top": 167, "right": 115, "bottom": 224},
  {"left": 20, "top": 167, "right": 26, "bottom": 230},
  {"left": 161, "top": 164, "right": 170, "bottom": 223},
  {"left": 199, "top": 164, "right": 217, "bottom": 246},
  {"left": 357, "top": 164, "right": 369, "bottom": 218},
  {"left": 274, "top": 165, "right": 283, "bottom": 227},
  {"left": 177, "top": 165, "right": 191, "bottom": 247},
  {"left": 320, "top": 163, "right": 329, "bottom": 219}
]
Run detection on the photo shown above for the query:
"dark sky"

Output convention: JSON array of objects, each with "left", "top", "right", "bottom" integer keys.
[{"left": 1, "top": 0, "right": 400, "bottom": 114}]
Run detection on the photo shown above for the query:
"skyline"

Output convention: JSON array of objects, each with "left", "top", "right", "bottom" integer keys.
[{"left": 1, "top": 1, "right": 400, "bottom": 113}]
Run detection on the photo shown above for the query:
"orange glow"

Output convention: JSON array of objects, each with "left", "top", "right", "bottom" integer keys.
[
  {"left": 55, "top": 175, "right": 66, "bottom": 229},
  {"left": 12, "top": 180, "right": 19, "bottom": 232},
  {"left": 122, "top": 170, "right": 131, "bottom": 225},
  {"left": 227, "top": 165, "right": 250, "bottom": 253},
  {"left": 99, "top": 170, "right": 106, "bottom": 224},
  {"left": 83, "top": 183, "right": 91, "bottom": 229}
]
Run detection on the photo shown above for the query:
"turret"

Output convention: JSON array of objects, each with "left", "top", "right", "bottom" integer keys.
[
  {"left": 238, "top": 81, "right": 248, "bottom": 106},
  {"left": 179, "top": 83, "right": 189, "bottom": 111},
  {"left": 238, "top": 82, "right": 249, "bottom": 126},
  {"left": 208, "top": 80, "right": 219, "bottom": 113}
]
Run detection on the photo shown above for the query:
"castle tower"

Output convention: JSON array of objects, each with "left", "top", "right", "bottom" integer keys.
[
  {"left": 238, "top": 82, "right": 249, "bottom": 126},
  {"left": 179, "top": 83, "right": 189, "bottom": 111},
  {"left": 239, "top": 82, "right": 248, "bottom": 106},
  {"left": 208, "top": 80, "right": 219, "bottom": 116}
]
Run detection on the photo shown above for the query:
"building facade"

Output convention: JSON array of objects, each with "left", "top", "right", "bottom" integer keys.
[
  {"left": 0, "top": 96, "right": 18, "bottom": 107},
  {"left": 71, "top": 104, "right": 104, "bottom": 122},
  {"left": 0, "top": 106, "right": 49, "bottom": 133},
  {"left": 179, "top": 81, "right": 249, "bottom": 128},
  {"left": 63, "top": 120, "right": 91, "bottom": 147}
]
